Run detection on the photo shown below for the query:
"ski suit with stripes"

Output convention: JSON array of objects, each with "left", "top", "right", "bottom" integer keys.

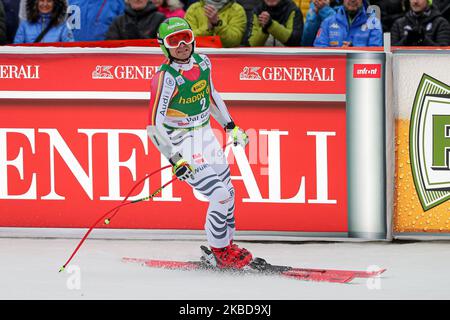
[{"left": 148, "top": 53, "right": 235, "bottom": 248}]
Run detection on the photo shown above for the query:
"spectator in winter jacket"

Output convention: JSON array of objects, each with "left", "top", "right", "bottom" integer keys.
[
  {"left": 66, "top": 0, "right": 125, "bottom": 41},
  {"left": 1, "top": 0, "right": 21, "bottom": 44},
  {"left": 302, "top": 0, "right": 340, "bottom": 46},
  {"left": 106, "top": 0, "right": 165, "bottom": 40},
  {"left": 185, "top": 0, "right": 246, "bottom": 47},
  {"left": 391, "top": 0, "right": 450, "bottom": 46},
  {"left": 248, "top": 0, "right": 303, "bottom": 46},
  {"left": 14, "top": 0, "right": 74, "bottom": 44},
  {"left": 152, "top": 0, "right": 185, "bottom": 18},
  {"left": 370, "top": 0, "right": 408, "bottom": 32},
  {"left": 314, "top": 0, "right": 383, "bottom": 47},
  {"left": 236, "top": 0, "right": 261, "bottom": 45},
  {"left": 0, "top": 1, "right": 6, "bottom": 44}
]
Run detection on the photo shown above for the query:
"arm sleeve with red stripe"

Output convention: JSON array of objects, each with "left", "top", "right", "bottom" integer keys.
[{"left": 148, "top": 71, "right": 177, "bottom": 157}]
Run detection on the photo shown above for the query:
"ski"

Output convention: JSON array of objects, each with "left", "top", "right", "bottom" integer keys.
[
  {"left": 288, "top": 266, "right": 386, "bottom": 278},
  {"left": 122, "top": 257, "right": 360, "bottom": 284}
]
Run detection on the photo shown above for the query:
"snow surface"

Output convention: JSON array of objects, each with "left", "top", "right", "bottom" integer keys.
[{"left": 1, "top": 238, "right": 450, "bottom": 300}]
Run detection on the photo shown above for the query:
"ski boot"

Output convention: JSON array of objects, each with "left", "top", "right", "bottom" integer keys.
[
  {"left": 229, "top": 240, "right": 253, "bottom": 262},
  {"left": 200, "top": 244, "right": 252, "bottom": 269}
]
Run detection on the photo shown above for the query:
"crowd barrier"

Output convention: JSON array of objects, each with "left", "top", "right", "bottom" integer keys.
[{"left": 0, "top": 45, "right": 448, "bottom": 241}]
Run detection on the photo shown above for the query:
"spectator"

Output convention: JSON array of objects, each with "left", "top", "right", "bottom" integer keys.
[
  {"left": 302, "top": 0, "right": 338, "bottom": 46},
  {"left": 106, "top": 0, "right": 165, "bottom": 40},
  {"left": 370, "top": 0, "right": 408, "bottom": 32},
  {"left": 237, "top": 0, "right": 261, "bottom": 45},
  {"left": 152, "top": 0, "right": 186, "bottom": 17},
  {"left": 1, "top": 0, "right": 21, "bottom": 44},
  {"left": 14, "top": 0, "right": 74, "bottom": 43},
  {"left": 185, "top": 0, "right": 246, "bottom": 48},
  {"left": 247, "top": 0, "right": 303, "bottom": 46},
  {"left": 0, "top": 1, "right": 6, "bottom": 44},
  {"left": 67, "top": 0, "right": 125, "bottom": 41},
  {"left": 314, "top": 0, "right": 383, "bottom": 47},
  {"left": 391, "top": 0, "right": 450, "bottom": 46},
  {"left": 434, "top": 0, "right": 450, "bottom": 23}
]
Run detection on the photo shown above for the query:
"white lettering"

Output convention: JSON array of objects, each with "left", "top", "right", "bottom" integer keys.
[
  {"left": 0, "top": 128, "right": 37, "bottom": 199},
  {"left": 307, "top": 131, "right": 337, "bottom": 204},
  {"left": 39, "top": 129, "right": 94, "bottom": 200},
  {"left": 100, "top": 130, "right": 149, "bottom": 201},
  {"left": 114, "top": 66, "right": 158, "bottom": 80},
  {"left": 260, "top": 130, "right": 305, "bottom": 203},
  {"left": 0, "top": 65, "right": 39, "bottom": 79},
  {"left": 261, "top": 67, "right": 335, "bottom": 82}
]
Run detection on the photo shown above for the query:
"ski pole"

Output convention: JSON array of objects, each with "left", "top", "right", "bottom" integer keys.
[
  {"left": 59, "top": 140, "right": 234, "bottom": 272},
  {"left": 59, "top": 166, "right": 174, "bottom": 273},
  {"left": 104, "top": 165, "right": 171, "bottom": 225}
]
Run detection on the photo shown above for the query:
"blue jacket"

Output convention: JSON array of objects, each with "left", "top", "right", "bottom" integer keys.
[
  {"left": 302, "top": 1, "right": 337, "bottom": 46},
  {"left": 67, "top": 0, "right": 125, "bottom": 41},
  {"left": 13, "top": 14, "right": 74, "bottom": 44},
  {"left": 313, "top": 0, "right": 383, "bottom": 47}
]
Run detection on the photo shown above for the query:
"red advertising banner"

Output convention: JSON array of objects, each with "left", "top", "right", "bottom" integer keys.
[
  {"left": 0, "top": 51, "right": 348, "bottom": 233},
  {"left": 0, "top": 99, "right": 346, "bottom": 232},
  {"left": 0, "top": 53, "right": 346, "bottom": 94}
]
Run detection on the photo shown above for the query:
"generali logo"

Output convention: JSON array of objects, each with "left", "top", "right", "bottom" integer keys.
[
  {"left": 0, "top": 65, "right": 40, "bottom": 79},
  {"left": 353, "top": 64, "right": 381, "bottom": 78},
  {"left": 410, "top": 74, "right": 450, "bottom": 210},
  {"left": 240, "top": 67, "right": 261, "bottom": 80},
  {"left": 92, "top": 65, "right": 158, "bottom": 80},
  {"left": 0, "top": 128, "right": 337, "bottom": 205},
  {"left": 239, "top": 66, "right": 335, "bottom": 82}
]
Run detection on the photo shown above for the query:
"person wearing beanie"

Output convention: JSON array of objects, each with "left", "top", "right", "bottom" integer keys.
[{"left": 391, "top": 0, "right": 450, "bottom": 46}]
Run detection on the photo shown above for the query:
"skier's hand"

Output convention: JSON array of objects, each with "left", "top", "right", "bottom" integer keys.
[
  {"left": 170, "top": 153, "right": 194, "bottom": 181},
  {"left": 227, "top": 125, "right": 249, "bottom": 148}
]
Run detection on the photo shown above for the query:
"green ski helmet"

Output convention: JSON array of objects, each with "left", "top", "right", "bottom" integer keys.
[{"left": 157, "top": 17, "right": 195, "bottom": 60}]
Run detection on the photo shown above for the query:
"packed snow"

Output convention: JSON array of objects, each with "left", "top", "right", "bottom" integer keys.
[{"left": 1, "top": 238, "right": 449, "bottom": 299}]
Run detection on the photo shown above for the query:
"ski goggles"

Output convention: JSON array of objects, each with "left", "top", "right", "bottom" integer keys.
[{"left": 162, "top": 29, "right": 195, "bottom": 49}]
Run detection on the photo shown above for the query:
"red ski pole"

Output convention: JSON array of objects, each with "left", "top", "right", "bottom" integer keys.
[
  {"left": 58, "top": 165, "right": 174, "bottom": 272},
  {"left": 59, "top": 140, "right": 233, "bottom": 272}
]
